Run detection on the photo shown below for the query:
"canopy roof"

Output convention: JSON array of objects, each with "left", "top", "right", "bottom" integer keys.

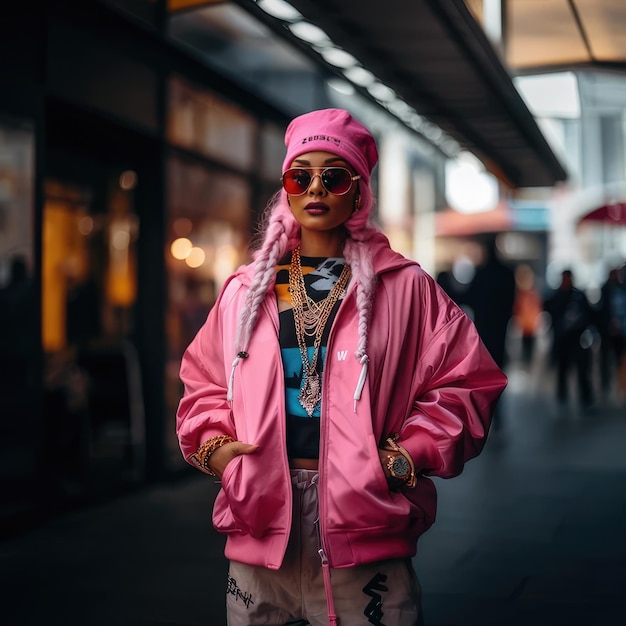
[
  {"left": 499, "top": 0, "right": 626, "bottom": 73},
  {"left": 285, "top": 0, "right": 568, "bottom": 188},
  {"left": 179, "top": 1, "right": 626, "bottom": 189}
]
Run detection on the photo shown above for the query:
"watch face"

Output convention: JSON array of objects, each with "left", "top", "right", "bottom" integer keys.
[{"left": 391, "top": 454, "right": 410, "bottom": 478}]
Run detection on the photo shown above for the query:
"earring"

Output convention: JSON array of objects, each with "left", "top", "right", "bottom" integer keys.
[{"left": 353, "top": 195, "right": 361, "bottom": 212}]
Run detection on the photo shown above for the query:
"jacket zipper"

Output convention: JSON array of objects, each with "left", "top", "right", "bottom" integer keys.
[{"left": 316, "top": 282, "right": 356, "bottom": 567}]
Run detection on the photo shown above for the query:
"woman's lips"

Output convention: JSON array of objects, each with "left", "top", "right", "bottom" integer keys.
[{"left": 305, "top": 202, "right": 329, "bottom": 215}]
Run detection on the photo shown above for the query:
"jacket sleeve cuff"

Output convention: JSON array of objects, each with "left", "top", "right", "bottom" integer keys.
[
  {"left": 178, "top": 409, "right": 236, "bottom": 464},
  {"left": 400, "top": 431, "right": 442, "bottom": 476}
]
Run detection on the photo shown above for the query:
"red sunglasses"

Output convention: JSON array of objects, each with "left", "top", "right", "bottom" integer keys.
[{"left": 281, "top": 167, "right": 360, "bottom": 196}]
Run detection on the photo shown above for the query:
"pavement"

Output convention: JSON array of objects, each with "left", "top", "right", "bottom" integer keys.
[{"left": 1, "top": 355, "right": 626, "bottom": 626}]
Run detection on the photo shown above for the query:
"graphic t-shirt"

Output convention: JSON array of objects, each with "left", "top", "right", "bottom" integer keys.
[{"left": 275, "top": 255, "right": 348, "bottom": 459}]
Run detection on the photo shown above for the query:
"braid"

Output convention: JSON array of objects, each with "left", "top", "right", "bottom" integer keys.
[
  {"left": 344, "top": 238, "right": 377, "bottom": 360},
  {"left": 235, "top": 194, "right": 298, "bottom": 354},
  {"left": 343, "top": 183, "right": 381, "bottom": 360}
]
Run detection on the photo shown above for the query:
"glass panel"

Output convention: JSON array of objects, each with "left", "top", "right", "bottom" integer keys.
[
  {"left": 0, "top": 119, "right": 37, "bottom": 493},
  {"left": 0, "top": 120, "right": 34, "bottom": 281},
  {"left": 168, "top": 76, "right": 256, "bottom": 170},
  {"left": 42, "top": 177, "right": 139, "bottom": 352},
  {"left": 42, "top": 181, "right": 94, "bottom": 353},
  {"left": 260, "top": 121, "right": 286, "bottom": 182},
  {"left": 601, "top": 114, "right": 625, "bottom": 186},
  {"left": 167, "top": 2, "right": 320, "bottom": 113},
  {"left": 42, "top": 171, "right": 142, "bottom": 494},
  {"left": 164, "top": 154, "right": 252, "bottom": 468}
]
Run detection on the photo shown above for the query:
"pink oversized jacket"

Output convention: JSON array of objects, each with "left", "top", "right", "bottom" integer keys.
[{"left": 177, "top": 233, "right": 507, "bottom": 570}]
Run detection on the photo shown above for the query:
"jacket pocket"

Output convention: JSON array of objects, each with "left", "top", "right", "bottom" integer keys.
[{"left": 214, "top": 454, "right": 290, "bottom": 539}]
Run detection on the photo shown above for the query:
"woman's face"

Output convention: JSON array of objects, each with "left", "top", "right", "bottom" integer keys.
[{"left": 283, "top": 151, "right": 360, "bottom": 236}]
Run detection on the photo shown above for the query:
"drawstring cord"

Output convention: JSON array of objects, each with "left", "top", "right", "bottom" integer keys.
[
  {"left": 353, "top": 354, "right": 369, "bottom": 412},
  {"left": 227, "top": 351, "right": 248, "bottom": 403},
  {"left": 229, "top": 349, "right": 368, "bottom": 414}
]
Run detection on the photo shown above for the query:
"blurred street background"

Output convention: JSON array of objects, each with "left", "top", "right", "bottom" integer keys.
[{"left": 1, "top": 1, "right": 626, "bottom": 625}]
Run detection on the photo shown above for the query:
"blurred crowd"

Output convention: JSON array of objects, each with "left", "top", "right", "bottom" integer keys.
[{"left": 437, "top": 237, "right": 626, "bottom": 416}]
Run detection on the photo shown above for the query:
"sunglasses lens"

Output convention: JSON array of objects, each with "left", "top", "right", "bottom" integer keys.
[
  {"left": 281, "top": 167, "right": 356, "bottom": 195},
  {"left": 321, "top": 168, "right": 353, "bottom": 194},
  {"left": 282, "top": 169, "right": 311, "bottom": 195}
]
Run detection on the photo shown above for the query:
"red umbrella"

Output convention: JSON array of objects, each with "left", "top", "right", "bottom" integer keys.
[{"left": 579, "top": 202, "right": 626, "bottom": 224}]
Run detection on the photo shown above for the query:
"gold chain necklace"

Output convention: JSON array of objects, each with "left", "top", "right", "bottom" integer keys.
[{"left": 289, "top": 247, "right": 351, "bottom": 416}]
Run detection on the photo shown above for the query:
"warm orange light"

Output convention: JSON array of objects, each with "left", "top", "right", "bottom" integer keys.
[
  {"left": 106, "top": 217, "right": 137, "bottom": 307},
  {"left": 185, "top": 247, "right": 206, "bottom": 268},
  {"left": 171, "top": 237, "right": 193, "bottom": 260}
]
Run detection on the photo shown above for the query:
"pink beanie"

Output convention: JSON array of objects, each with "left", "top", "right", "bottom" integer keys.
[{"left": 282, "top": 108, "right": 378, "bottom": 184}]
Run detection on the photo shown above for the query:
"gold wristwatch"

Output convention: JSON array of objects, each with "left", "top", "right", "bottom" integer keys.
[
  {"left": 387, "top": 452, "right": 412, "bottom": 482},
  {"left": 385, "top": 435, "right": 417, "bottom": 488}
]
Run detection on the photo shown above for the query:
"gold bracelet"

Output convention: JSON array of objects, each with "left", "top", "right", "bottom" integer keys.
[
  {"left": 385, "top": 434, "right": 417, "bottom": 488},
  {"left": 191, "top": 434, "right": 236, "bottom": 476}
]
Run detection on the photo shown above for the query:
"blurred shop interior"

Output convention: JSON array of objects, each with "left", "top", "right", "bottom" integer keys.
[{"left": 1, "top": 0, "right": 626, "bottom": 534}]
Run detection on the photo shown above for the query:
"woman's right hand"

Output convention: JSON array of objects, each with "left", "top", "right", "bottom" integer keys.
[{"left": 208, "top": 441, "right": 259, "bottom": 478}]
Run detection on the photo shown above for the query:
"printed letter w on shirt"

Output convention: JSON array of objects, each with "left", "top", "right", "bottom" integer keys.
[{"left": 336, "top": 350, "right": 348, "bottom": 361}]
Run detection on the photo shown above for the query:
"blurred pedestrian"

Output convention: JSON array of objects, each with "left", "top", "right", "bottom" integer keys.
[
  {"left": 465, "top": 235, "right": 516, "bottom": 370},
  {"left": 176, "top": 108, "right": 506, "bottom": 626},
  {"left": 544, "top": 269, "right": 594, "bottom": 407},
  {"left": 597, "top": 265, "right": 626, "bottom": 396},
  {"left": 512, "top": 264, "right": 543, "bottom": 367},
  {"left": 464, "top": 235, "right": 515, "bottom": 430}
]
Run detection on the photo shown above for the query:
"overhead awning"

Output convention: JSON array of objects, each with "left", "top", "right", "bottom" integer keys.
[
  {"left": 501, "top": 0, "right": 626, "bottom": 73},
  {"left": 287, "top": 0, "right": 568, "bottom": 188},
  {"left": 435, "top": 201, "right": 513, "bottom": 237}
]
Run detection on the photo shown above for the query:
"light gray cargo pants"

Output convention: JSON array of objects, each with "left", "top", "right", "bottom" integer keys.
[{"left": 226, "top": 469, "right": 423, "bottom": 626}]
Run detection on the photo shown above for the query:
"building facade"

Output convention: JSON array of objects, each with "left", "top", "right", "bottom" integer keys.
[{"left": 0, "top": 1, "right": 450, "bottom": 530}]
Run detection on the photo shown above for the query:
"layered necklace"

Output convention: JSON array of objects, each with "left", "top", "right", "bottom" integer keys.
[{"left": 289, "top": 247, "right": 351, "bottom": 416}]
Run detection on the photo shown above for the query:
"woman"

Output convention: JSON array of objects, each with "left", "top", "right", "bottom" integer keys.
[{"left": 177, "top": 108, "right": 507, "bottom": 626}]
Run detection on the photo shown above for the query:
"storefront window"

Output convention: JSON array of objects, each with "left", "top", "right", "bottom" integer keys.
[
  {"left": 0, "top": 119, "right": 34, "bottom": 272},
  {"left": 42, "top": 177, "right": 139, "bottom": 352},
  {"left": 165, "top": 153, "right": 252, "bottom": 467},
  {"left": 0, "top": 119, "right": 37, "bottom": 487},
  {"left": 0, "top": 120, "right": 34, "bottom": 284},
  {"left": 168, "top": 76, "right": 256, "bottom": 171},
  {"left": 42, "top": 172, "right": 142, "bottom": 494},
  {"left": 167, "top": 1, "right": 321, "bottom": 114}
]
